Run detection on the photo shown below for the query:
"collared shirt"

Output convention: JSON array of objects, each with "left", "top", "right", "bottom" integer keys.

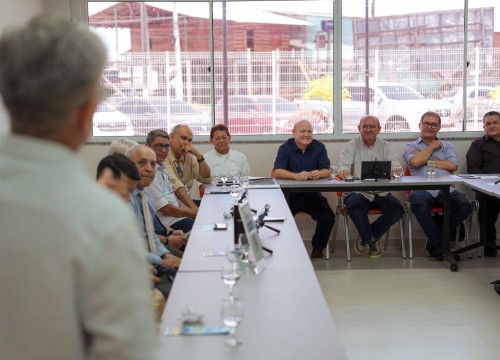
[
  {"left": 149, "top": 163, "right": 187, "bottom": 228},
  {"left": 404, "top": 136, "right": 458, "bottom": 196},
  {"left": 164, "top": 150, "right": 212, "bottom": 193},
  {"left": 204, "top": 148, "right": 251, "bottom": 177},
  {"left": 466, "top": 135, "right": 500, "bottom": 174},
  {"left": 130, "top": 187, "right": 170, "bottom": 265},
  {"left": 274, "top": 138, "right": 330, "bottom": 173},
  {"left": 0, "top": 134, "right": 159, "bottom": 360},
  {"left": 339, "top": 137, "right": 400, "bottom": 200}
]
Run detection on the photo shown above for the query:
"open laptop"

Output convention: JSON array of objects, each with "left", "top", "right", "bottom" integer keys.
[{"left": 360, "top": 161, "right": 391, "bottom": 181}]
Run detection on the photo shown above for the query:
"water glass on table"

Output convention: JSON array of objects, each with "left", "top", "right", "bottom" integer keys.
[
  {"left": 221, "top": 297, "right": 243, "bottom": 347},
  {"left": 392, "top": 165, "right": 403, "bottom": 181},
  {"left": 329, "top": 165, "right": 338, "bottom": 180},
  {"left": 221, "top": 263, "right": 241, "bottom": 300},
  {"left": 427, "top": 160, "right": 436, "bottom": 176}
]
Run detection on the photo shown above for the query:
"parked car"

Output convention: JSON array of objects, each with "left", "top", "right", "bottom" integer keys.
[
  {"left": 441, "top": 85, "right": 494, "bottom": 105},
  {"left": 116, "top": 97, "right": 211, "bottom": 136},
  {"left": 343, "top": 82, "right": 454, "bottom": 133},
  {"left": 92, "top": 101, "right": 134, "bottom": 137},
  {"left": 215, "top": 95, "right": 301, "bottom": 135}
]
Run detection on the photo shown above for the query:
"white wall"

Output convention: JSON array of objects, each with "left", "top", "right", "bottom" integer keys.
[{"left": 0, "top": 0, "right": 45, "bottom": 135}]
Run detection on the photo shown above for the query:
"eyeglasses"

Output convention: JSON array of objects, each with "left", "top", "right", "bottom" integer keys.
[
  {"left": 420, "top": 121, "right": 440, "bottom": 129},
  {"left": 484, "top": 121, "right": 500, "bottom": 127},
  {"left": 154, "top": 143, "right": 170, "bottom": 151}
]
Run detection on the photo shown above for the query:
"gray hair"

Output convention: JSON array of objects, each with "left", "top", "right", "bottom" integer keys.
[
  {"left": 108, "top": 138, "right": 139, "bottom": 155},
  {"left": 170, "top": 124, "right": 189, "bottom": 136},
  {"left": 358, "top": 115, "right": 380, "bottom": 127},
  {"left": 0, "top": 16, "right": 107, "bottom": 137},
  {"left": 146, "top": 129, "right": 169, "bottom": 145}
]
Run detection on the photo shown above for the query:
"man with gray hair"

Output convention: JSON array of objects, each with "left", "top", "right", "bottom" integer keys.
[
  {"left": 0, "top": 16, "right": 159, "bottom": 359},
  {"left": 338, "top": 115, "right": 404, "bottom": 259}
]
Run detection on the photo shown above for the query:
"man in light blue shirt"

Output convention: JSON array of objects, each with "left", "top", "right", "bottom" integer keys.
[{"left": 404, "top": 111, "right": 471, "bottom": 259}]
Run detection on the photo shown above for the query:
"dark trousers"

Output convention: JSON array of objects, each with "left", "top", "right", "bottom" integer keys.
[
  {"left": 345, "top": 193, "right": 404, "bottom": 245},
  {"left": 476, "top": 191, "right": 500, "bottom": 244},
  {"left": 409, "top": 190, "right": 471, "bottom": 246},
  {"left": 289, "top": 192, "right": 335, "bottom": 251},
  {"left": 171, "top": 217, "right": 195, "bottom": 233}
]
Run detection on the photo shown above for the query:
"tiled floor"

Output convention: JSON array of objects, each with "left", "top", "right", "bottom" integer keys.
[{"left": 310, "top": 241, "right": 500, "bottom": 360}]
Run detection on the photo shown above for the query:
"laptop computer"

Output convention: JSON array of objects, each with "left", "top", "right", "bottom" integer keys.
[{"left": 360, "top": 161, "right": 392, "bottom": 181}]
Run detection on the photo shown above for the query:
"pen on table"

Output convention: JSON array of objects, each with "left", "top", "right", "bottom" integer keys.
[{"left": 494, "top": 179, "right": 500, "bottom": 185}]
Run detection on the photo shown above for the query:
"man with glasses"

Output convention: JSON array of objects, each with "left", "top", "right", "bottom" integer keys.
[
  {"left": 338, "top": 115, "right": 404, "bottom": 259},
  {"left": 146, "top": 129, "right": 195, "bottom": 233},
  {"left": 404, "top": 111, "right": 471, "bottom": 259},
  {"left": 466, "top": 110, "right": 500, "bottom": 257}
]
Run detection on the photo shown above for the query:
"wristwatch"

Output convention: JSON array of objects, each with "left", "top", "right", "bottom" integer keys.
[{"left": 197, "top": 155, "right": 205, "bottom": 163}]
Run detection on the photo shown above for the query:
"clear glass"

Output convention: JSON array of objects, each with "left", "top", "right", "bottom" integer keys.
[
  {"left": 329, "top": 165, "right": 338, "bottom": 179},
  {"left": 226, "top": 245, "right": 243, "bottom": 269},
  {"left": 230, "top": 170, "right": 241, "bottom": 185},
  {"left": 229, "top": 184, "right": 241, "bottom": 205},
  {"left": 240, "top": 176, "right": 249, "bottom": 190},
  {"left": 221, "top": 264, "right": 241, "bottom": 300},
  {"left": 221, "top": 297, "right": 243, "bottom": 347},
  {"left": 220, "top": 170, "right": 230, "bottom": 189},
  {"left": 427, "top": 160, "right": 436, "bottom": 176},
  {"left": 392, "top": 165, "right": 403, "bottom": 180}
]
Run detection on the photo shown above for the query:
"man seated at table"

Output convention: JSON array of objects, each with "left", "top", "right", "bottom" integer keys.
[
  {"left": 204, "top": 124, "right": 251, "bottom": 177},
  {"left": 466, "top": 110, "right": 500, "bottom": 257},
  {"left": 95, "top": 153, "right": 167, "bottom": 322},
  {"left": 165, "top": 124, "right": 212, "bottom": 208},
  {"left": 146, "top": 129, "right": 196, "bottom": 234},
  {"left": 273, "top": 119, "right": 335, "bottom": 260},
  {"left": 338, "top": 115, "right": 404, "bottom": 259},
  {"left": 404, "top": 111, "right": 471, "bottom": 259},
  {"left": 127, "top": 145, "right": 182, "bottom": 299}
]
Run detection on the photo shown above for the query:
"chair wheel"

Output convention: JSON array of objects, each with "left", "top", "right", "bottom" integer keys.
[{"left": 450, "top": 264, "right": 458, "bottom": 272}]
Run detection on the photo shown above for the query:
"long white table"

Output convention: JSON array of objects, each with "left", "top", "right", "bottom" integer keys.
[
  {"left": 277, "top": 175, "right": 462, "bottom": 271},
  {"left": 160, "top": 185, "right": 348, "bottom": 359},
  {"left": 160, "top": 270, "right": 348, "bottom": 360}
]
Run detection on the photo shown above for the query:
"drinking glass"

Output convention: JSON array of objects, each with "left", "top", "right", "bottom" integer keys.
[
  {"left": 329, "top": 165, "right": 338, "bottom": 180},
  {"left": 226, "top": 245, "right": 243, "bottom": 270},
  {"left": 427, "top": 160, "right": 436, "bottom": 176},
  {"left": 221, "top": 297, "right": 243, "bottom": 347},
  {"left": 392, "top": 165, "right": 403, "bottom": 181},
  {"left": 230, "top": 170, "right": 240, "bottom": 185},
  {"left": 219, "top": 171, "right": 230, "bottom": 189},
  {"left": 221, "top": 263, "right": 241, "bottom": 300},
  {"left": 229, "top": 184, "right": 241, "bottom": 205},
  {"left": 240, "top": 176, "right": 249, "bottom": 190}
]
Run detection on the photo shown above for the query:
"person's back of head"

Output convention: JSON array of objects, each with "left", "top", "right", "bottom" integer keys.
[
  {"left": 108, "top": 138, "right": 140, "bottom": 155},
  {"left": 0, "top": 15, "right": 107, "bottom": 142}
]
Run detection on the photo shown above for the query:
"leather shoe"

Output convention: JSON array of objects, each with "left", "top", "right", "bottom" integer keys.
[
  {"left": 310, "top": 249, "right": 324, "bottom": 261},
  {"left": 484, "top": 247, "right": 497, "bottom": 258}
]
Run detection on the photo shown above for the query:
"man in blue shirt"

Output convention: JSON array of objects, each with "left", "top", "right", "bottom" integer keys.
[
  {"left": 404, "top": 111, "right": 471, "bottom": 259},
  {"left": 274, "top": 119, "right": 335, "bottom": 260}
]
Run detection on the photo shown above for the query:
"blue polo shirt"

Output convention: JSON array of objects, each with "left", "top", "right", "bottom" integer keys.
[{"left": 274, "top": 138, "right": 330, "bottom": 173}]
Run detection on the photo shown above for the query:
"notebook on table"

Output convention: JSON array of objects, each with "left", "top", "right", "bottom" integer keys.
[{"left": 360, "top": 161, "right": 391, "bottom": 181}]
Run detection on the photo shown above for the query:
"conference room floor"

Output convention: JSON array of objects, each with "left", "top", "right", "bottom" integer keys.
[{"left": 307, "top": 240, "right": 500, "bottom": 360}]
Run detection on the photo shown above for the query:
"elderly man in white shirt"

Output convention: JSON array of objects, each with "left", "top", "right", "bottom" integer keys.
[{"left": 204, "top": 124, "right": 251, "bottom": 177}]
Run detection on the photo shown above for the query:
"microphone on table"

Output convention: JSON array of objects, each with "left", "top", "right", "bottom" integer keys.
[{"left": 255, "top": 204, "right": 280, "bottom": 234}]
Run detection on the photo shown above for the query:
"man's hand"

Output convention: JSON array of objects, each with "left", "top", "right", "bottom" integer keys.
[
  {"left": 162, "top": 254, "right": 181, "bottom": 269},
  {"left": 338, "top": 170, "right": 350, "bottom": 180},
  {"left": 428, "top": 140, "right": 442, "bottom": 151},
  {"left": 167, "top": 235, "right": 188, "bottom": 249},
  {"left": 310, "top": 170, "right": 321, "bottom": 180},
  {"left": 182, "top": 143, "right": 201, "bottom": 158},
  {"left": 295, "top": 171, "right": 311, "bottom": 181},
  {"left": 173, "top": 230, "right": 185, "bottom": 236}
]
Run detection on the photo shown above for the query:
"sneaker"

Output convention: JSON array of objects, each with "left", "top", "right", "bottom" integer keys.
[
  {"left": 368, "top": 241, "right": 381, "bottom": 259},
  {"left": 354, "top": 237, "right": 366, "bottom": 255},
  {"left": 311, "top": 249, "right": 324, "bottom": 261}
]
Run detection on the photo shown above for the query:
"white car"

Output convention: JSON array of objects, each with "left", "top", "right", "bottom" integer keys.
[
  {"left": 441, "top": 85, "right": 493, "bottom": 105},
  {"left": 343, "top": 82, "right": 454, "bottom": 133},
  {"left": 92, "top": 101, "right": 134, "bottom": 137}
]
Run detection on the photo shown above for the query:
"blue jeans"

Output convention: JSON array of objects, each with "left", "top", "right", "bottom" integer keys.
[
  {"left": 289, "top": 192, "right": 335, "bottom": 251},
  {"left": 409, "top": 190, "right": 471, "bottom": 246},
  {"left": 345, "top": 192, "right": 404, "bottom": 245}
]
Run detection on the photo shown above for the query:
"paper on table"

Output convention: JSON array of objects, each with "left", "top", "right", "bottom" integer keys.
[
  {"left": 164, "top": 326, "right": 230, "bottom": 336},
  {"left": 450, "top": 175, "right": 499, "bottom": 180}
]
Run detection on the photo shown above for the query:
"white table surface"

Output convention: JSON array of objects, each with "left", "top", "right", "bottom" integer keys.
[{"left": 160, "top": 270, "right": 348, "bottom": 360}]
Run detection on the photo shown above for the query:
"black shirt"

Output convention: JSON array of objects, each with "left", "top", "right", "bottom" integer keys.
[{"left": 466, "top": 135, "right": 500, "bottom": 174}]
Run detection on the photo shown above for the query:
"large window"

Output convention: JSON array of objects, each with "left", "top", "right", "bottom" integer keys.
[{"left": 86, "top": 1, "right": 500, "bottom": 139}]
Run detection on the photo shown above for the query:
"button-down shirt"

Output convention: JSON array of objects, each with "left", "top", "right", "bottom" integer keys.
[
  {"left": 164, "top": 150, "right": 212, "bottom": 194},
  {"left": 339, "top": 137, "right": 400, "bottom": 200},
  {"left": 274, "top": 138, "right": 330, "bottom": 174},
  {"left": 130, "top": 187, "right": 169, "bottom": 265},
  {"left": 466, "top": 135, "right": 500, "bottom": 174},
  {"left": 404, "top": 136, "right": 458, "bottom": 196},
  {"left": 149, "top": 163, "right": 187, "bottom": 228},
  {"left": 204, "top": 148, "right": 251, "bottom": 177}
]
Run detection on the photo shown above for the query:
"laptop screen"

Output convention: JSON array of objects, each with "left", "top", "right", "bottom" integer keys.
[{"left": 360, "top": 161, "right": 391, "bottom": 180}]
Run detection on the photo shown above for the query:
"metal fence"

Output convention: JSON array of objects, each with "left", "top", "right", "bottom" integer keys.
[{"left": 99, "top": 48, "right": 500, "bottom": 136}]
